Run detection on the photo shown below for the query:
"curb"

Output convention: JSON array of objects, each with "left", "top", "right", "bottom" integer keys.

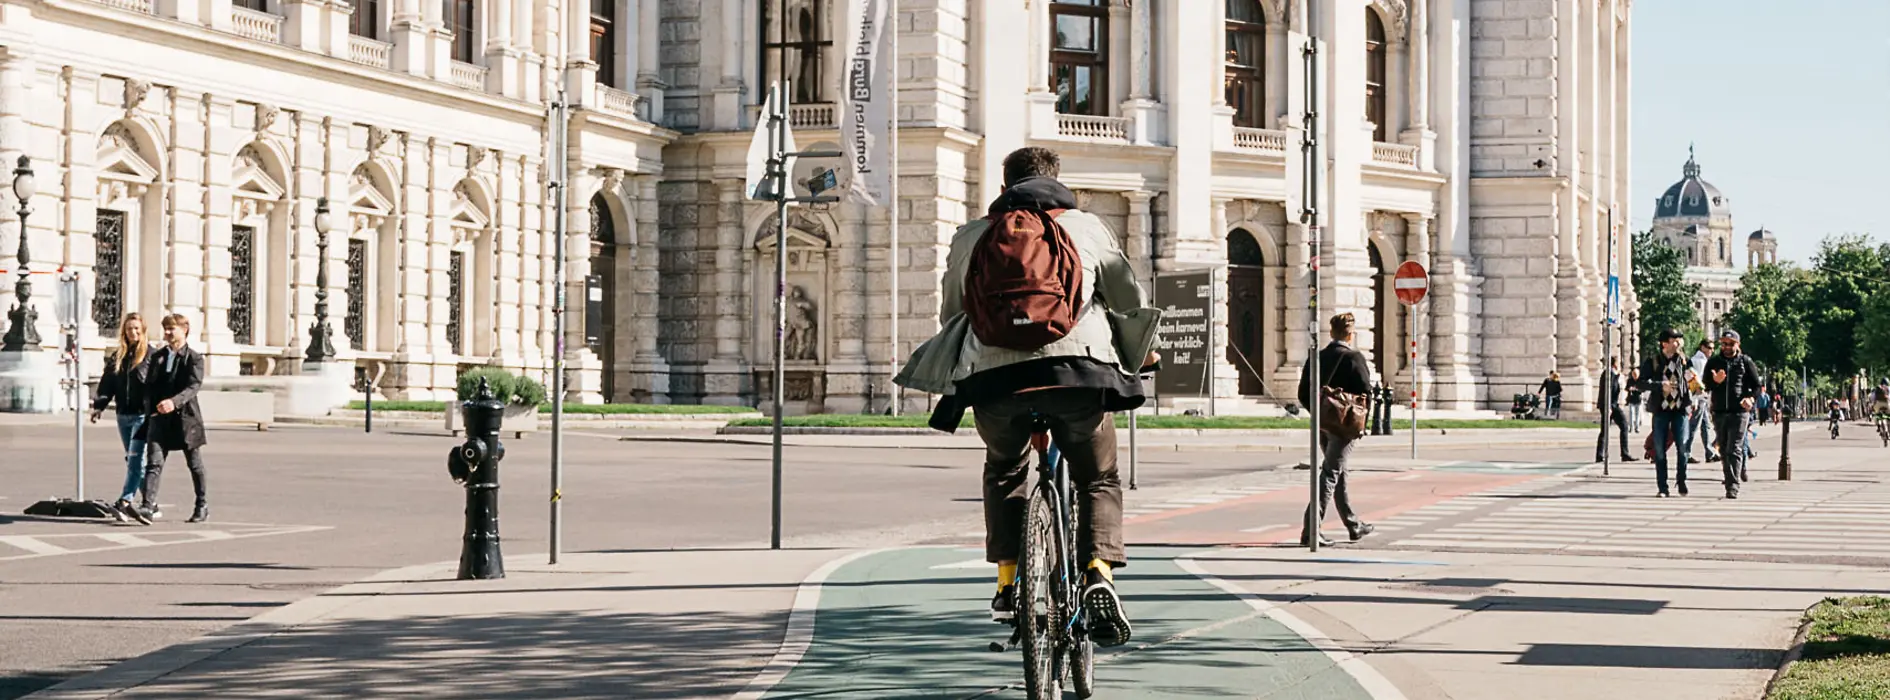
[
  {"left": 1759, "top": 600, "right": 1821, "bottom": 700},
  {"left": 715, "top": 426, "right": 1597, "bottom": 437}
]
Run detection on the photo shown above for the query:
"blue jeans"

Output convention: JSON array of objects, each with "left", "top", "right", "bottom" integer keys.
[
  {"left": 1689, "top": 401, "right": 1716, "bottom": 457},
  {"left": 1650, "top": 411, "right": 1689, "bottom": 493},
  {"left": 114, "top": 412, "right": 148, "bottom": 503}
]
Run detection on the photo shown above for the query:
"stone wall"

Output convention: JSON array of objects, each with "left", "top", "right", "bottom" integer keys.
[{"left": 660, "top": 0, "right": 704, "bottom": 131}]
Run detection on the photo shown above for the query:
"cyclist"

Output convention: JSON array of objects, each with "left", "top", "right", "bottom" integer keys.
[
  {"left": 1872, "top": 379, "right": 1889, "bottom": 418},
  {"left": 896, "top": 147, "right": 1154, "bottom": 648},
  {"left": 1830, "top": 399, "right": 1843, "bottom": 437}
]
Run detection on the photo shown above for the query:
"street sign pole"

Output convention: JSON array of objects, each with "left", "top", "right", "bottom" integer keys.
[
  {"left": 1300, "top": 3, "right": 1324, "bottom": 551},
  {"left": 1393, "top": 261, "right": 1428, "bottom": 461},
  {"left": 1602, "top": 207, "right": 1620, "bottom": 477}
]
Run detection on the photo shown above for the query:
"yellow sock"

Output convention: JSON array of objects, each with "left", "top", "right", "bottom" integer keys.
[
  {"left": 1088, "top": 559, "right": 1113, "bottom": 582},
  {"left": 997, "top": 562, "right": 1017, "bottom": 590}
]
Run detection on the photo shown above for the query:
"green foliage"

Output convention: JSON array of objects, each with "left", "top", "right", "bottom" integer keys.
[
  {"left": 1859, "top": 288, "right": 1890, "bottom": 378},
  {"left": 1631, "top": 231, "right": 1701, "bottom": 362},
  {"left": 513, "top": 375, "right": 548, "bottom": 407},
  {"left": 1803, "top": 236, "right": 1890, "bottom": 379},
  {"left": 454, "top": 368, "right": 545, "bottom": 407},
  {"left": 543, "top": 403, "right": 756, "bottom": 414},
  {"left": 345, "top": 400, "right": 450, "bottom": 412},
  {"left": 1723, "top": 262, "right": 1812, "bottom": 371},
  {"left": 1767, "top": 597, "right": 1890, "bottom": 700}
]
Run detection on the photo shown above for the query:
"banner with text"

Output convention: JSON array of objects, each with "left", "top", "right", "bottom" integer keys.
[
  {"left": 840, "top": 0, "right": 892, "bottom": 205},
  {"left": 1153, "top": 270, "right": 1216, "bottom": 397}
]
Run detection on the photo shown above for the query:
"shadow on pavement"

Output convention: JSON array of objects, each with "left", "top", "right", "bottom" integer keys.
[{"left": 93, "top": 563, "right": 314, "bottom": 571}]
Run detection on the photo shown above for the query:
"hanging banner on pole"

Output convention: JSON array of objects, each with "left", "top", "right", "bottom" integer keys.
[
  {"left": 745, "top": 85, "right": 796, "bottom": 201},
  {"left": 840, "top": 0, "right": 892, "bottom": 205}
]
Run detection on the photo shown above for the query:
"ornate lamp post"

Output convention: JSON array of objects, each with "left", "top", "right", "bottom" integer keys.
[
  {"left": 304, "top": 197, "right": 337, "bottom": 364},
  {"left": 2, "top": 156, "right": 38, "bottom": 352}
]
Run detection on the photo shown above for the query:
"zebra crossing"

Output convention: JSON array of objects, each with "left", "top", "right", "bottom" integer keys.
[
  {"left": 1380, "top": 475, "right": 1890, "bottom": 561},
  {"left": 1122, "top": 482, "right": 1297, "bottom": 522},
  {"left": 0, "top": 524, "right": 332, "bottom": 561}
]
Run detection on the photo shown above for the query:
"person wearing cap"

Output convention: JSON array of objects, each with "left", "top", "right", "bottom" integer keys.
[
  {"left": 1635, "top": 329, "right": 1697, "bottom": 497},
  {"left": 1688, "top": 340, "right": 1719, "bottom": 462},
  {"left": 1704, "top": 330, "right": 1763, "bottom": 498}
]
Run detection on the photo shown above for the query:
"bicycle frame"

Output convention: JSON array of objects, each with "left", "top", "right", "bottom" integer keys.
[{"left": 1036, "top": 439, "right": 1085, "bottom": 640}]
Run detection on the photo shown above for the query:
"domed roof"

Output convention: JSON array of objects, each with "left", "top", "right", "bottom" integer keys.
[
  {"left": 1653, "top": 146, "right": 1731, "bottom": 220},
  {"left": 1749, "top": 227, "right": 1775, "bottom": 241}
]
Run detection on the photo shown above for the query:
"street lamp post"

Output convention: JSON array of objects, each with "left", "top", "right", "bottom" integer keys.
[
  {"left": 305, "top": 197, "right": 337, "bottom": 364},
  {"left": 2, "top": 155, "right": 39, "bottom": 352}
]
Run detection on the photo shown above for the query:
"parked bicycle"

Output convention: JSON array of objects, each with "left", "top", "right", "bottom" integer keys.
[{"left": 991, "top": 414, "right": 1096, "bottom": 699}]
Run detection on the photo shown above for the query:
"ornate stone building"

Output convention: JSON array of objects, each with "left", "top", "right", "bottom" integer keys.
[
  {"left": 0, "top": 0, "right": 1633, "bottom": 413},
  {"left": 1650, "top": 148, "right": 1742, "bottom": 341}
]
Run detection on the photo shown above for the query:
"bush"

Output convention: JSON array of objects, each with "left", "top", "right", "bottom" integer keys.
[{"left": 456, "top": 368, "right": 516, "bottom": 403}]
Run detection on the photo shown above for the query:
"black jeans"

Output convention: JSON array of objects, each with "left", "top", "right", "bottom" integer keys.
[
  {"left": 144, "top": 446, "right": 207, "bottom": 510},
  {"left": 1303, "top": 432, "right": 1364, "bottom": 538},
  {"left": 1713, "top": 412, "right": 1751, "bottom": 491},
  {"left": 1596, "top": 406, "right": 1630, "bottom": 460},
  {"left": 973, "top": 388, "right": 1125, "bottom": 568}
]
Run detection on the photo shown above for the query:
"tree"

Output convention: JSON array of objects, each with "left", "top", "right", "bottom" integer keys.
[
  {"left": 1858, "top": 286, "right": 1890, "bottom": 379},
  {"left": 1631, "top": 231, "right": 1700, "bottom": 362},
  {"left": 1722, "top": 262, "right": 1811, "bottom": 372},
  {"left": 1803, "top": 235, "right": 1890, "bottom": 379}
]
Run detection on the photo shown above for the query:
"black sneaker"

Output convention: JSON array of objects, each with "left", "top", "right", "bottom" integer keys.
[
  {"left": 1082, "top": 570, "right": 1132, "bottom": 648},
  {"left": 141, "top": 505, "right": 162, "bottom": 521},
  {"left": 991, "top": 586, "right": 1015, "bottom": 624},
  {"left": 1348, "top": 523, "right": 1376, "bottom": 542},
  {"left": 1677, "top": 483, "right": 1689, "bottom": 497},
  {"left": 116, "top": 499, "right": 152, "bottom": 526},
  {"left": 187, "top": 506, "right": 207, "bottom": 524}
]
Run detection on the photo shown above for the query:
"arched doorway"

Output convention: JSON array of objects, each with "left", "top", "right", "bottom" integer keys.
[
  {"left": 1226, "top": 229, "right": 1267, "bottom": 396},
  {"left": 587, "top": 194, "right": 619, "bottom": 401},
  {"left": 1369, "top": 242, "right": 1395, "bottom": 379}
]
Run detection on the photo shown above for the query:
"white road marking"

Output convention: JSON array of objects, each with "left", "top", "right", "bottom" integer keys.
[
  {"left": 0, "top": 525, "right": 333, "bottom": 562},
  {"left": 96, "top": 533, "right": 158, "bottom": 546},
  {"left": 0, "top": 536, "right": 70, "bottom": 555},
  {"left": 929, "top": 558, "right": 994, "bottom": 570},
  {"left": 732, "top": 549, "right": 884, "bottom": 700}
]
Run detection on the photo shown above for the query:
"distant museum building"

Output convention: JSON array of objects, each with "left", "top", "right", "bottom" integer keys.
[{"left": 1648, "top": 148, "right": 1775, "bottom": 341}]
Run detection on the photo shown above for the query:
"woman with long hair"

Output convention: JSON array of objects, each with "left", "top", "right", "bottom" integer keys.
[{"left": 90, "top": 312, "right": 156, "bottom": 524}]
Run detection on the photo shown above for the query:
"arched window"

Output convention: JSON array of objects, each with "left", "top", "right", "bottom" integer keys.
[
  {"left": 763, "top": 0, "right": 832, "bottom": 103},
  {"left": 1365, "top": 9, "right": 1388, "bottom": 142},
  {"left": 1225, "top": 0, "right": 1266, "bottom": 128},
  {"left": 1718, "top": 236, "right": 1727, "bottom": 262},
  {"left": 1051, "top": 0, "right": 1109, "bottom": 116},
  {"left": 1227, "top": 228, "right": 1264, "bottom": 267},
  {"left": 592, "top": 0, "right": 618, "bottom": 87},
  {"left": 445, "top": 0, "right": 476, "bottom": 63}
]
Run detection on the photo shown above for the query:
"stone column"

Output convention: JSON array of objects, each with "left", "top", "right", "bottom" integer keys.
[
  {"left": 516, "top": 0, "right": 540, "bottom": 102},
  {"left": 1124, "top": 191, "right": 1155, "bottom": 284},
  {"left": 485, "top": 0, "right": 520, "bottom": 97},
  {"left": 636, "top": 0, "right": 666, "bottom": 124},
  {"left": 494, "top": 155, "right": 523, "bottom": 360},
  {"left": 562, "top": 169, "right": 603, "bottom": 404},
  {"left": 1265, "top": 21, "right": 1288, "bottom": 129},
  {"left": 1163, "top": 0, "right": 1218, "bottom": 266},
  {"left": 702, "top": 178, "right": 750, "bottom": 404},
  {"left": 1552, "top": 0, "right": 1591, "bottom": 409},
  {"left": 168, "top": 90, "right": 208, "bottom": 327},
  {"left": 1121, "top": 0, "right": 1159, "bottom": 144},
  {"left": 628, "top": 175, "right": 669, "bottom": 402},
  {"left": 1400, "top": 0, "right": 1436, "bottom": 169},
  {"left": 200, "top": 95, "right": 240, "bottom": 374},
  {"left": 711, "top": 0, "right": 745, "bottom": 130},
  {"left": 391, "top": 0, "right": 426, "bottom": 75}
]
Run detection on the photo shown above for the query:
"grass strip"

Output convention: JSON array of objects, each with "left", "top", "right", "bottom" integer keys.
[
  {"left": 1768, "top": 596, "right": 1890, "bottom": 700},
  {"left": 345, "top": 401, "right": 754, "bottom": 415},
  {"left": 725, "top": 414, "right": 1596, "bottom": 430}
]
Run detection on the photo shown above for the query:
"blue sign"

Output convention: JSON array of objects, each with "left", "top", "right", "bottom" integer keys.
[{"left": 1606, "top": 276, "right": 1621, "bottom": 324}]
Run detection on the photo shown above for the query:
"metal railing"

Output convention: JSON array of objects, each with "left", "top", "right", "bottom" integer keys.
[
  {"left": 347, "top": 35, "right": 392, "bottom": 69},
  {"left": 1371, "top": 142, "right": 1420, "bottom": 168},
  {"left": 1055, "top": 113, "right": 1131, "bottom": 142},
  {"left": 1232, "top": 126, "right": 1289, "bottom": 153}
]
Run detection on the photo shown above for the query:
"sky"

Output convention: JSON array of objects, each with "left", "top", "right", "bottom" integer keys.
[{"left": 1630, "top": 0, "right": 1890, "bottom": 266}]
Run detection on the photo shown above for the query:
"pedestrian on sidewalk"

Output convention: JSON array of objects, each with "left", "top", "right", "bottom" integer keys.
[
  {"left": 89, "top": 312, "right": 155, "bottom": 525},
  {"left": 142, "top": 313, "right": 210, "bottom": 523},
  {"left": 1689, "top": 340, "right": 1718, "bottom": 462},
  {"left": 1704, "top": 330, "right": 1762, "bottom": 498},
  {"left": 1538, "top": 371, "right": 1564, "bottom": 420},
  {"left": 1756, "top": 386, "right": 1772, "bottom": 426},
  {"left": 1625, "top": 368, "right": 1643, "bottom": 433},
  {"left": 1596, "top": 357, "right": 1634, "bottom": 463},
  {"left": 1297, "top": 313, "right": 1377, "bottom": 547},
  {"left": 1636, "top": 329, "right": 1696, "bottom": 497}
]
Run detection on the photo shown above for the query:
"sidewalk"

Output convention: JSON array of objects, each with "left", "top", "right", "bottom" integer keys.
[{"left": 626, "top": 426, "right": 1610, "bottom": 453}]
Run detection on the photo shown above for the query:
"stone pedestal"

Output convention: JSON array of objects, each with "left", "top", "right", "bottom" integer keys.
[{"left": 0, "top": 350, "right": 62, "bottom": 413}]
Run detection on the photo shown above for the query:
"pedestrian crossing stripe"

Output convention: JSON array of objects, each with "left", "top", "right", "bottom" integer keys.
[{"left": 0, "top": 525, "right": 332, "bottom": 561}]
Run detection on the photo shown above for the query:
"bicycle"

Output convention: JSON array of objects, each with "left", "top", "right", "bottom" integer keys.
[
  {"left": 991, "top": 414, "right": 1096, "bottom": 700},
  {"left": 1875, "top": 410, "right": 1889, "bottom": 447},
  {"left": 1830, "top": 410, "right": 1842, "bottom": 440}
]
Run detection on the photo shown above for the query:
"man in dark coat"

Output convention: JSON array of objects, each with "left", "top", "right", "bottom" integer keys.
[
  {"left": 142, "top": 313, "right": 210, "bottom": 523},
  {"left": 1636, "top": 328, "right": 1695, "bottom": 497},
  {"left": 1704, "top": 329, "right": 1763, "bottom": 498},
  {"left": 1296, "top": 312, "right": 1376, "bottom": 547}
]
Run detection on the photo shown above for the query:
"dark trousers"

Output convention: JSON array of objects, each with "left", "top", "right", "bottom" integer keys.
[
  {"left": 144, "top": 446, "right": 207, "bottom": 510},
  {"left": 1596, "top": 406, "right": 1630, "bottom": 460},
  {"left": 1302, "top": 432, "right": 1364, "bottom": 538},
  {"left": 1650, "top": 411, "right": 1689, "bottom": 493},
  {"left": 973, "top": 388, "right": 1125, "bottom": 568},
  {"left": 1713, "top": 412, "right": 1751, "bottom": 492}
]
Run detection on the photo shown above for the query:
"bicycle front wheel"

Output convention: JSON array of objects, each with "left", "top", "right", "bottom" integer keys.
[{"left": 1019, "top": 487, "right": 1064, "bottom": 700}]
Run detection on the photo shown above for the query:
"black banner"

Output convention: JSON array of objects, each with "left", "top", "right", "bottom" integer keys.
[{"left": 1153, "top": 270, "right": 1215, "bottom": 397}]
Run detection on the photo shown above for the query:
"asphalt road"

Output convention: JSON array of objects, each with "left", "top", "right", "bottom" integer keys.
[{"left": 0, "top": 421, "right": 1604, "bottom": 698}]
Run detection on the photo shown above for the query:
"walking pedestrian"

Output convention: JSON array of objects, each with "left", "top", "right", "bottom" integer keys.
[
  {"left": 1596, "top": 357, "right": 1634, "bottom": 463},
  {"left": 1297, "top": 313, "right": 1377, "bottom": 547},
  {"left": 1756, "top": 386, "right": 1772, "bottom": 426},
  {"left": 1704, "top": 330, "right": 1762, "bottom": 498},
  {"left": 1689, "top": 340, "right": 1718, "bottom": 461},
  {"left": 89, "top": 312, "right": 155, "bottom": 525},
  {"left": 1636, "top": 329, "right": 1696, "bottom": 497},
  {"left": 1625, "top": 368, "right": 1643, "bottom": 433},
  {"left": 1537, "top": 371, "right": 1564, "bottom": 420},
  {"left": 142, "top": 313, "right": 210, "bottom": 523}
]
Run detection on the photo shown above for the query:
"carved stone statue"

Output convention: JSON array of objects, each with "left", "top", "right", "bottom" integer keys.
[{"left": 785, "top": 285, "right": 818, "bottom": 361}]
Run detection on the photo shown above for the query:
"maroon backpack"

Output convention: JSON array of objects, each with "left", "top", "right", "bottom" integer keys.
[{"left": 963, "top": 208, "right": 1084, "bottom": 351}]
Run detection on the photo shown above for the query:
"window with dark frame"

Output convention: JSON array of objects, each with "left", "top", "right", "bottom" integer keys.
[
  {"left": 591, "top": 0, "right": 618, "bottom": 87},
  {"left": 761, "top": 0, "right": 832, "bottom": 104},
  {"left": 1225, "top": 0, "right": 1267, "bottom": 128},
  {"left": 1050, "top": 0, "right": 1109, "bottom": 116},
  {"left": 447, "top": 250, "right": 465, "bottom": 353},
  {"left": 93, "top": 211, "right": 126, "bottom": 335},
  {"left": 230, "top": 225, "right": 256, "bottom": 346},
  {"left": 446, "top": 0, "right": 475, "bottom": 63},
  {"left": 1365, "top": 9, "right": 1388, "bottom": 142},
  {"left": 350, "top": 0, "right": 380, "bottom": 39},
  {"left": 233, "top": 0, "right": 268, "bottom": 11},
  {"left": 345, "top": 238, "right": 367, "bottom": 351}
]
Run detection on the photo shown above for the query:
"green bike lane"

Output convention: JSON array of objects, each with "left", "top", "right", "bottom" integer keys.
[{"left": 751, "top": 546, "right": 1383, "bottom": 700}]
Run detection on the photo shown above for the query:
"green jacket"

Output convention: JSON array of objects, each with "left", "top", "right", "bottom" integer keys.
[{"left": 895, "top": 210, "right": 1161, "bottom": 395}]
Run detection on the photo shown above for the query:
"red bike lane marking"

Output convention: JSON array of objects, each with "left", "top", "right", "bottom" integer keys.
[{"left": 1125, "top": 470, "right": 1547, "bottom": 546}]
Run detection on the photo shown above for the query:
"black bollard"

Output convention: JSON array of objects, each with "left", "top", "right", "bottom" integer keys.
[
  {"left": 1778, "top": 405, "right": 1792, "bottom": 481},
  {"left": 448, "top": 378, "right": 507, "bottom": 579},
  {"left": 1383, "top": 385, "right": 1396, "bottom": 436}
]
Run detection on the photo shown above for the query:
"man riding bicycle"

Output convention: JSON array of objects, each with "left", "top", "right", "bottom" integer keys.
[
  {"left": 1873, "top": 380, "right": 1890, "bottom": 418},
  {"left": 896, "top": 147, "right": 1158, "bottom": 648}
]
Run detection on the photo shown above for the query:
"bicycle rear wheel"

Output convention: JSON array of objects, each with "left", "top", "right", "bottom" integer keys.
[{"left": 1019, "top": 487, "right": 1064, "bottom": 700}]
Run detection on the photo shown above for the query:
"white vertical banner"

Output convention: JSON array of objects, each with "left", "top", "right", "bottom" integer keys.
[
  {"left": 841, "top": 0, "right": 892, "bottom": 205},
  {"left": 746, "top": 85, "right": 797, "bottom": 201}
]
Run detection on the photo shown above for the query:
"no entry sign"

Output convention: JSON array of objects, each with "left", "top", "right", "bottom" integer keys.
[{"left": 1394, "top": 261, "right": 1428, "bottom": 306}]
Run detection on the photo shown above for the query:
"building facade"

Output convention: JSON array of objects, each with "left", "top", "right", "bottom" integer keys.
[
  {"left": 0, "top": 0, "right": 1632, "bottom": 413},
  {"left": 1649, "top": 148, "right": 1751, "bottom": 341}
]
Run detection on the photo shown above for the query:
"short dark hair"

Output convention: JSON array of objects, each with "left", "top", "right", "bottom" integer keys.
[
  {"left": 1002, "top": 147, "right": 1060, "bottom": 187},
  {"left": 1329, "top": 313, "right": 1356, "bottom": 339}
]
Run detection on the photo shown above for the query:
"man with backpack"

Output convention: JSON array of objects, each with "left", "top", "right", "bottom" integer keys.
[
  {"left": 1296, "top": 313, "right": 1377, "bottom": 547},
  {"left": 895, "top": 147, "right": 1157, "bottom": 649}
]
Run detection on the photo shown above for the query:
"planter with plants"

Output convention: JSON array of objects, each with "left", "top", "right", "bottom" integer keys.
[{"left": 446, "top": 368, "right": 547, "bottom": 437}]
